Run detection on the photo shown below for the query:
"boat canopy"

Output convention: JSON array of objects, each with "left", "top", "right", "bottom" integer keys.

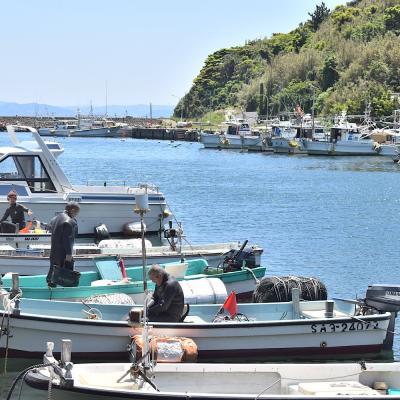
[{"left": 0, "top": 153, "right": 56, "bottom": 193}]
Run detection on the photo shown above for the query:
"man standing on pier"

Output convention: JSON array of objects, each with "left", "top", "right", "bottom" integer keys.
[{"left": 46, "top": 201, "right": 80, "bottom": 287}]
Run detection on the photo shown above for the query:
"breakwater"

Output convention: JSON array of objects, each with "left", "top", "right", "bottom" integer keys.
[
  {"left": 0, "top": 116, "right": 200, "bottom": 142},
  {"left": 122, "top": 127, "right": 199, "bottom": 142}
]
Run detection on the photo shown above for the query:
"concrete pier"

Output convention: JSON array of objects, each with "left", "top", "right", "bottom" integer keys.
[{"left": 123, "top": 127, "right": 199, "bottom": 142}]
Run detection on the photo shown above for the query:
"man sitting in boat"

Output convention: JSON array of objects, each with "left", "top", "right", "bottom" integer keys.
[
  {"left": 0, "top": 190, "right": 33, "bottom": 232},
  {"left": 147, "top": 264, "right": 184, "bottom": 322}
]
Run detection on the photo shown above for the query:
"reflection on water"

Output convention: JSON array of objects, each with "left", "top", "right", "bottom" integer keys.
[{"left": 305, "top": 155, "right": 400, "bottom": 173}]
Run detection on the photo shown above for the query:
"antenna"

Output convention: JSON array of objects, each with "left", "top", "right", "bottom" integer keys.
[{"left": 105, "top": 80, "right": 108, "bottom": 118}]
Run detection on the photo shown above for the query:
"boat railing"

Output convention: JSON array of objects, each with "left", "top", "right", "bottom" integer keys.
[
  {"left": 138, "top": 182, "right": 160, "bottom": 193},
  {"left": 82, "top": 181, "right": 160, "bottom": 192},
  {"left": 85, "top": 179, "right": 128, "bottom": 187}
]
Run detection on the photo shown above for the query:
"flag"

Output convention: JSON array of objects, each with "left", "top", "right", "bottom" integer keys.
[{"left": 222, "top": 291, "right": 237, "bottom": 318}]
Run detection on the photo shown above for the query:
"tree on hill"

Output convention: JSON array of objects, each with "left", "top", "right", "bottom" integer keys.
[
  {"left": 308, "top": 2, "right": 330, "bottom": 31},
  {"left": 175, "top": 0, "right": 400, "bottom": 119}
]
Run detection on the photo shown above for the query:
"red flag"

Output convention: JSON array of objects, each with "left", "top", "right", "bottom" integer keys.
[{"left": 223, "top": 292, "right": 237, "bottom": 318}]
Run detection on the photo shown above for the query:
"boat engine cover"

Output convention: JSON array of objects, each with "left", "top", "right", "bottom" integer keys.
[
  {"left": 94, "top": 224, "right": 111, "bottom": 243},
  {"left": 365, "top": 284, "right": 400, "bottom": 312},
  {"left": 223, "top": 247, "right": 257, "bottom": 270}
]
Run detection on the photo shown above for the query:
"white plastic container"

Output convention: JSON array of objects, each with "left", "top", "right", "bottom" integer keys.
[{"left": 179, "top": 278, "right": 227, "bottom": 304}]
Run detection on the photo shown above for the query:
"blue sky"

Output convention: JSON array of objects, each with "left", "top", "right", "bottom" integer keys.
[{"left": 1, "top": 0, "right": 345, "bottom": 107}]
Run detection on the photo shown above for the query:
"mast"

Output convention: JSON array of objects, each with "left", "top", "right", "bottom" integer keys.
[{"left": 105, "top": 80, "right": 108, "bottom": 118}]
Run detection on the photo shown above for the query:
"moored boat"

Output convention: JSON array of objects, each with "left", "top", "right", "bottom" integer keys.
[
  {"left": 200, "top": 118, "right": 262, "bottom": 151},
  {"left": 0, "top": 238, "right": 263, "bottom": 275},
  {"left": 0, "top": 125, "right": 171, "bottom": 236},
  {"left": 0, "top": 283, "right": 397, "bottom": 362},
  {"left": 1, "top": 258, "right": 266, "bottom": 302},
  {"left": 25, "top": 356, "right": 400, "bottom": 400}
]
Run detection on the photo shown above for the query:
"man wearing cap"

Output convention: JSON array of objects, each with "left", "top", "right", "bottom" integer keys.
[
  {"left": 46, "top": 201, "right": 80, "bottom": 286},
  {"left": 0, "top": 190, "right": 33, "bottom": 232}
]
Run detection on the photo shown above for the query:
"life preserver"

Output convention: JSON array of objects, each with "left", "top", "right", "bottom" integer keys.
[
  {"left": 219, "top": 135, "right": 230, "bottom": 146},
  {"left": 373, "top": 142, "right": 381, "bottom": 152}
]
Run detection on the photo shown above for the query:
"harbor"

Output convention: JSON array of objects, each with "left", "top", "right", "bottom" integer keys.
[
  {"left": 3, "top": 0, "right": 400, "bottom": 399},
  {"left": 2, "top": 135, "right": 400, "bottom": 398}
]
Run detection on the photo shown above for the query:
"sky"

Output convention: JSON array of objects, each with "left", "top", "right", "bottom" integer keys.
[{"left": 0, "top": 0, "right": 346, "bottom": 107}]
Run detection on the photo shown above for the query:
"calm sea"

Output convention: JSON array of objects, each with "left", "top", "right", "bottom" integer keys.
[{"left": 1, "top": 137, "right": 400, "bottom": 398}]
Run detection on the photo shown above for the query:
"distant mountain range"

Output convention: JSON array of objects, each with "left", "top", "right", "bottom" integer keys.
[{"left": 0, "top": 101, "right": 174, "bottom": 118}]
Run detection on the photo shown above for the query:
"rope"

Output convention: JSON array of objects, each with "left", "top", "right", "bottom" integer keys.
[
  {"left": 1, "top": 291, "right": 22, "bottom": 374},
  {"left": 243, "top": 267, "right": 260, "bottom": 284},
  {"left": 5, "top": 363, "right": 54, "bottom": 400}
]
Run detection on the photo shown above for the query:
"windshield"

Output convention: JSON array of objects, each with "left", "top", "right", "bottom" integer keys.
[{"left": 0, "top": 155, "right": 56, "bottom": 193}]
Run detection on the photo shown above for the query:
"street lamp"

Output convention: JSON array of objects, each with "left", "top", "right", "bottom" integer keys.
[{"left": 171, "top": 94, "right": 183, "bottom": 122}]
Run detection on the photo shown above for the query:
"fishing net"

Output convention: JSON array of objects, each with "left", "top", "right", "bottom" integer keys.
[
  {"left": 84, "top": 293, "right": 135, "bottom": 305},
  {"left": 252, "top": 276, "right": 327, "bottom": 303}
]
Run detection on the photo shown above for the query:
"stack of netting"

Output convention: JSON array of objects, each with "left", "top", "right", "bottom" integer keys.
[
  {"left": 84, "top": 293, "right": 135, "bottom": 305},
  {"left": 252, "top": 276, "right": 327, "bottom": 303}
]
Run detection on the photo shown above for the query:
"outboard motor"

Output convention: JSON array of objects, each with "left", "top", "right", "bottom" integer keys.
[
  {"left": 364, "top": 284, "right": 400, "bottom": 350},
  {"left": 222, "top": 240, "right": 257, "bottom": 272},
  {"left": 94, "top": 224, "right": 111, "bottom": 243}
]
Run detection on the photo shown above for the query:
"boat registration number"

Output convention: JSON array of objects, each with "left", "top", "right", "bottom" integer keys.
[{"left": 311, "top": 321, "right": 379, "bottom": 333}]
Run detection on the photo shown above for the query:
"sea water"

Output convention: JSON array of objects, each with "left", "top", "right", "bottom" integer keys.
[{"left": 1, "top": 137, "right": 400, "bottom": 398}]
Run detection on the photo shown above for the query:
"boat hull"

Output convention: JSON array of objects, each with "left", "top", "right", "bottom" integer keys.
[
  {"left": 303, "top": 140, "right": 381, "bottom": 156},
  {"left": 200, "top": 134, "right": 263, "bottom": 151},
  {"left": 0, "top": 299, "right": 390, "bottom": 362},
  {"left": 39, "top": 127, "right": 121, "bottom": 138},
  {"left": 270, "top": 138, "right": 305, "bottom": 154},
  {"left": 24, "top": 362, "right": 400, "bottom": 400},
  {"left": 1, "top": 266, "right": 266, "bottom": 302},
  {"left": 0, "top": 246, "right": 263, "bottom": 276},
  {"left": 2, "top": 195, "right": 169, "bottom": 235}
]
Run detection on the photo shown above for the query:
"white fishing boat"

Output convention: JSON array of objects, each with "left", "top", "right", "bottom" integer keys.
[
  {"left": 302, "top": 110, "right": 396, "bottom": 157},
  {"left": 270, "top": 115, "right": 326, "bottom": 154},
  {"left": 200, "top": 119, "right": 262, "bottom": 151},
  {"left": 0, "top": 284, "right": 397, "bottom": 361},
  {"left": 38, "top": 117, "right": 121, "bottom": 138},
  {"left": 25, "top": 354, "right": 400, "bottom": 400},
  {"left": 0, "top": 238, "right": 263, "bottom": 275},
  {"left": 0, "top": 125, "right": 171, "bottom": 235},
  {"left": 370, "top": 128, "right": 400, "bottom": 157}
]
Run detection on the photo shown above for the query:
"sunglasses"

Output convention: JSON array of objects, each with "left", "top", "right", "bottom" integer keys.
[{"left": 7, "top": 195, "right": 16, "bottom": 199}]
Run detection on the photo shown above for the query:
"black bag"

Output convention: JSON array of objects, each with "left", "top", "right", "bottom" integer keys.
[{"left": 51, "top": 264, "right": 81, "bottom": 287}]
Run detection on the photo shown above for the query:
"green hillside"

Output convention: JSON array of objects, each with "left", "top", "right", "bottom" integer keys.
[{"left": 174, "top": 0, "right": 400, "bottom": 119}]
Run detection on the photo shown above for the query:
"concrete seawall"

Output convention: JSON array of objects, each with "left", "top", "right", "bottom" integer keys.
[
  {"left": 122, "top": 127, "right": 199, "bottom": 142},
  {"left": 0, "top": 116, "right": 199, "bottom": 142}
]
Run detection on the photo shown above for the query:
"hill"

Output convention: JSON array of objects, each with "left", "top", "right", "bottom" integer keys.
[{"left": 175, "top": 0, "right": 400, "bottom": 118}]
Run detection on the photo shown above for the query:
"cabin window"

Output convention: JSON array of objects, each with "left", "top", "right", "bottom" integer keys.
[
  {"left": 0, "top": 155, "right": 56, "bottom": 193},
  {"left": 227, "top": 125, "right": 239, "bottom": 135}
]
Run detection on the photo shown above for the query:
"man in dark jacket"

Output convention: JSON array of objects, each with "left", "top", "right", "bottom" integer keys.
[
  {"left": 147, "top": 264, "right": 184, "bottom": 322},
  {"left": 0, "top": 190, "right": 33, "bottom": 232},
  {"left": 46, "top": 201, "right": 80, "bottom": 286}
]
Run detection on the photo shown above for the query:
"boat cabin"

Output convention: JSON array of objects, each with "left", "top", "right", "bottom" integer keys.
[
  {"left": 0, "top": 151, "right": 56, "bottom": 194},
  {"left": 55, "top": 120, "right": 78, "bottom": 131},
  {"left": 224, "top": 121, "right": 251, "bottom": 136}
]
